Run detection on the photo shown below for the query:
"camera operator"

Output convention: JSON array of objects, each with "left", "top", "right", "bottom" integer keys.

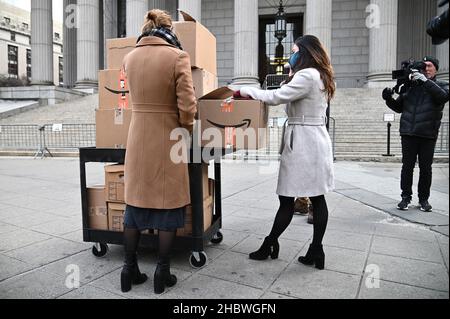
[
  {"left": 427, "top": 0, "right": 449, "bottom": 45},
  {"left": 382, "top": 56, "right": 449, "bottom": 212}
]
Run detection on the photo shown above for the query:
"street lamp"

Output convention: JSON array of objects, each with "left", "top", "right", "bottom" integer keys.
[{"left": 274, "top": 1, "right": 287, "bottom": 74}]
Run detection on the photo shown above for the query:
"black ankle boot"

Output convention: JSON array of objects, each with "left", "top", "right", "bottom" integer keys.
[
  {"left": 154, "top": 259, "right": 177, "bottom": 294},
  {"left": 298, "top": 244, "right": 325, "bottom": 270},
  {"left": 121, "top": 252, "right": 148, "bottom": 293},
  {"left": 249, "top": 236, "right": 279, "bottom": 260}
]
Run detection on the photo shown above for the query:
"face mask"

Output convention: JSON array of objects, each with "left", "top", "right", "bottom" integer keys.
[{"left": 289, "top": 52, "right": 300, "bottom": 68}]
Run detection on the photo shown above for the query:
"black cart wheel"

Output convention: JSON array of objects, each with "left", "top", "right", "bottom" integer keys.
[
  {"left": 211, "top": 231, "right": 223, "bottom": 244},
  {"left": 189, "top": 251, "right": 207, "bottom": 268},
  {"left": 92, "top": 243, "right": 108, "bottom": 257}
]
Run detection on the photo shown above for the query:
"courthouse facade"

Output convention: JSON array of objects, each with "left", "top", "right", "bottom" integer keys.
[{"left": 1, "top": 0, "right": 448, "bottom": 90}]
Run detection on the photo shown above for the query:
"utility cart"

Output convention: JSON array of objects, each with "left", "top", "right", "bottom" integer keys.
[{"left": 79, "top": 147, "right": 226, "bottom": 268}]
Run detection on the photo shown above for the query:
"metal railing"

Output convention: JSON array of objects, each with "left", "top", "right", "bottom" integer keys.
[
  {"left": 0, "top": 124, "right": 40, "bottom": 151},
  {"left": 0, "top": 120, "right": 447, "bottom": 158},
  {"left": 0, "top": 123, "right": 96, "bottom": 158},
  {"left": 263, "top": 74, "right": 289, "bottom": 90},
  {"left": 436, "top": 122, "right": 449, "bottom": 153}
]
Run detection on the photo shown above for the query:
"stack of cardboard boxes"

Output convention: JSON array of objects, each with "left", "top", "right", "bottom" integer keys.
[
  {"left": 89, "top": 12, "right": 219, "bottom": 234},
  {"left": 87, "top": 163, "right": 214, "bottom": 236}
]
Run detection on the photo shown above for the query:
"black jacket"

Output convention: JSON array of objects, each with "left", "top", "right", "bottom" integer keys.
[{"left": 385, "top": 78, "right": 449, "bottom": 140}]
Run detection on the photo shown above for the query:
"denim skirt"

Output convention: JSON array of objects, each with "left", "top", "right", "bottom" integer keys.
[{"left": 123, "top": 204, "right": 186, "bottom": 232}]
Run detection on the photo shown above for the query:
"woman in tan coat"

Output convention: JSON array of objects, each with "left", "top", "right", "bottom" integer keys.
[{"left": 120, "top": 9, "right": 197, "bottom": 294}]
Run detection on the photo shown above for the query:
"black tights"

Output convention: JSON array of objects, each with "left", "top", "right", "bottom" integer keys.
[
  {"left": 268, "top": 195, "right": 328, "bottom": 246},
  {"left": 123, "top": 227, "right": 176, "bottom": 262}
]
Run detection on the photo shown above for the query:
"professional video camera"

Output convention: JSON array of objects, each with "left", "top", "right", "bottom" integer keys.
[
  {"left": 391, "top": 59, "right": 427, "bottom": 94},
  {"left": 427, "top": 0, "right": 449, "bottom": 45}
]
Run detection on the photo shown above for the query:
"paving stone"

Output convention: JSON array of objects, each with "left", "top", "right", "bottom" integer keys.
[
  {"left": 326, "top": 217, "right": 377, "bottom": 235},
  {"left": 40, "top": 250, "right": 123, "bottom": 285},
  {"left": 231, "top": 234, "right": 307, "bottom": 263},
  {"left": 322, "top": 229, "right": 372, "bottom": 252},
  {"left": 210, "top": 229, "right": 250, "bottom": 250},
  {"left": 0, "top": 254, "right": 34, "bottom": 281},
  {"left": 359, "top": 279, "right": 449, "bottom": 299},
  {"left": 0, "top": 222, "right": 20, "bottom": 235},
  {"left": 374, "top": 222, "right": 438, "bottom": 243},
  {"left": 159, "top": 273, "right": 263, "bottom": 299},
  {"left": 60, "top": 229, "right": 84, "bottom": 243},
  {"left": 439, "top": 243, "right": 449, "bottom": 271},
  {"left": 4, "top": 238, "right": 90, "bottom": 267},
  {"left": 371, "top": 235, "right": 444, "bottom": 263},
  {"left": 57, "top": 284, "right": 126, "bottom": 299},
  {"left": 259, "top": 291, "right": 296, "bottom": 299},
  {"left": 366, "top": 253, "right": 449, "bottom": 292},
  {"left": 222, "top": 215, "right": 272, "bottom": 235},
  {"left": 231, "top": 207, "right": 277, "bottom": 221},
  {"left": 30, "top": 217, "right": 82, "bottom": 236},
  {"left": 431, "top": 225, "right": 449, "bottom": 237},
  {"left": 199, "top": 251, "right": 288, "bottom": 290},
  {"left": 89, "top": 267, "right": 192, "bottom": 299},
  {"left": 6, "top": 211, "right": 61, "bottom": 228},
  {"left": 0, "top": 269, "right": 71, "bottom": 299},
  {"left": 270, "top": 264, "right": 361, "bottom": 299},
  {"left": 0, "top": 229, "right": 52, "bottom": 252},
  {"left": 298, "top": 245, "right": 367, "bottom": 276}
]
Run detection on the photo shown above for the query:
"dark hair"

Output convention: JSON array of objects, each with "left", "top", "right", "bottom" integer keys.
[{"left": 285, "top": 35, "right": 336, "bottom": 103}]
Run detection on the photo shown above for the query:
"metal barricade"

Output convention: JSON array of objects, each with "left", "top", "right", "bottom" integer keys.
[
  {"left": 36, "top": 123, "right": 96, "bottom": 157},
  {"left": 436, "top": 122, "right": 449, "bottom": 154},
  {"left": 0, "top": 124, "right": 40, "bottom": 151},
  {"left": 263, "top": 74, "right": 289, "bottom": 90}
]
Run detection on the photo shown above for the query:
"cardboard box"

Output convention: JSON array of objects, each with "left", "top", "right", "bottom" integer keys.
[
  {"left": 87, "top": 185, "right": 108, "bottom": 230},
  {"left": 108, "top": 202, "right": 126, "bottom": 232},
  {"left": 95, "top": 108, "right": 132, "bottom": 149},
  {"left": 105, "top": 164, "right": 125, "bottom": 203},
  {"left": 173, "top": 11, "right": 217, "bottom": 75},
  {"left": 192, "top": 68, "right": 218, "bottom": 99},
  {"left": 99, "top": 69, "right": 132, "bottom": 110},
  {"left": 197, "top": 87, "right": 269, "bottom": 150},
  {"left": 106, "top": 37, "right": 137, "bottom": 69},
  {"left": 177, "top": 195, "right": 214, "bottom": 237}
]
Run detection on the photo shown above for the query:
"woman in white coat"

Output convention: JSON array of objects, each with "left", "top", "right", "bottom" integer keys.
[{"left": 239, "top": 35, "right": 335, "bottom": 269}]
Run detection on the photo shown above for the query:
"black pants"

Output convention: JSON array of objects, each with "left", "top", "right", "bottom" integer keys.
[{"left": 400, "top": 135, "right": 436, "bottom": 202}]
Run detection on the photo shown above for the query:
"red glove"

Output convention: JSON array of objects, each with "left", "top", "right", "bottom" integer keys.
[{"left": 233, "top": 90, "right": 253, "bottom": 100}]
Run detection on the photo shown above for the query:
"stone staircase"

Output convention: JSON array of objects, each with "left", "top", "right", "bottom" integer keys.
[{"left": 330, "top": 88, "right": 449, "bottom": 159}]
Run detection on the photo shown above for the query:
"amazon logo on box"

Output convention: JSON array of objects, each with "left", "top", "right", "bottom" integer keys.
[
  {"left": 197, "top": 87, "right": 269, "bottom": 150},
  {"left": 98, "top": 69, "right": 132, "bottom": 110}
]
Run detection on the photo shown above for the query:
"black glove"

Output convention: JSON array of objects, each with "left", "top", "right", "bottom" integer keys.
[{"left": 382, "top": 88, "right": 394, "bottom": 101}]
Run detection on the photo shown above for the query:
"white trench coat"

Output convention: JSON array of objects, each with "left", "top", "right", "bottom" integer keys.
[{"left": 241, "top": 68, "right": 335, "bottom": 197}]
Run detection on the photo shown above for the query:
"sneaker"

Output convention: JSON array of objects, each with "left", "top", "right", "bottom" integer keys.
[
  {"left": 397, "top": 198, "right": 411, "bottom": 210},
  {"left": 419, "top": 200, "right": 432, "bottom": 212}
]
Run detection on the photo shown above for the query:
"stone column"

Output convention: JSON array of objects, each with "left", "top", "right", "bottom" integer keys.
[
  {"left": 104, "top": 0, "right": 118, "bottom": 68},
  {"left": 436, "top": 0, "right": 449, "bottom": 81},
  {"left": 367, "top": 0, "right": 398, "bottom": 88},
  {"left": 75, "top": 0, "right": 99, "bottom": 90},
  {"left": 305, "top": 0, "right": 332, "bottom": 55},
  {"left": 149, "top": 0, "right": 166, "bottom": 10},
  {"left": 127, "top": 0, "right": 148, "bottom": 37},
  {"left": 231, "top": 0, "right": 259, "bottom": 88},
  {"left": 31, "top": 0, "right": 54, "bottom": 86},
  {"left": 63, "top": 0, "right": 77, "bottom": 88},
  {"left": 178, "top": 0, "right": 201, "bottom": 22}
]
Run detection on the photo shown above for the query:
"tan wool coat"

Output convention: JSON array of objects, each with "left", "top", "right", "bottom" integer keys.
[{"left": 122, "top": 36, "right": 197, "bottom": 209}]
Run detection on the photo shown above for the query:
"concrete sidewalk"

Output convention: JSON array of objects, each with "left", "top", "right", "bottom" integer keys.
[{"left": 0, "top": 157, "right": 448, "bottom": 299}]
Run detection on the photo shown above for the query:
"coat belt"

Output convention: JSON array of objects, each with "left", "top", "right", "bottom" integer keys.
[
  {"left": 279, "top": 116, "right": 327, "bottom": 154},
  {"left": 287, "top": 116, "right": 327, "bottom": 126},
  {"left": 132, "top": 103, "right": 179, "bottom": 114}
]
